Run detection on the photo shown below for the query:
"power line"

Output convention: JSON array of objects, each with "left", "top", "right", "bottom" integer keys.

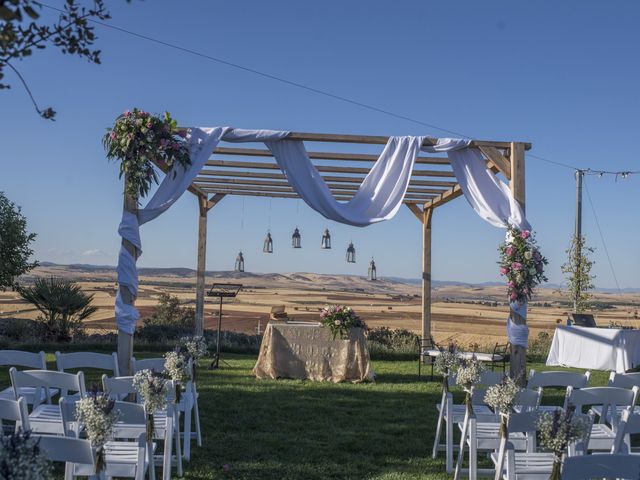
[
  {"left": 39, "top": 2, "right": 640, "bottom": 179},
  {"left": 583, "top": 178, "right": 622, "bottom": 295}
]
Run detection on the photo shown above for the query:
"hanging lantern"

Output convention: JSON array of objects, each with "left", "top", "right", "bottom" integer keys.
[
  {"left": 321, "top": 228, "right": 331, "bottom": 249},
  {"left": 368, "top": 258, "right": 377, "bottom": 281},
  {"left": 292, "top": 227, "right": 302, "bottom": 248},
  {"left": 263, "top": 232, "right": 273, "bottom": 253},
  {"left": 346, "top": 242, "right": 356, "bottom": 263},
  {"left": 234, "top": 251, "right": 245, "bottom": 272}
]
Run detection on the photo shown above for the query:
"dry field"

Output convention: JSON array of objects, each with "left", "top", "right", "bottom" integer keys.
[{"left": 2, "top": 264, "right": 639, "bottom": 347}]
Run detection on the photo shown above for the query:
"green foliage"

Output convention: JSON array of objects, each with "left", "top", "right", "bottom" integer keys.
[
  {"left": 528, "top": 331, "right": 553, "bottom": 362},
  {"left": 137, "top": 293, "right": 195, "bottom": 342},
  {"left": 0, "top": 429, "right": 52, "bottom": 480},
  {"left": 561, "top": 234, "right": 595, "bottom": 313},
  {"left": 0, "top": 192, "right": 37, "bottom": 290},
  {"left": 0, "top": 0, "right": 112, "bottom": 119},
  {"left": 366, "top": 326, "right": 419, "bottom": 354},
  {"left": 18, "top": 277, "right": 97, "bottom": 341},
  {"left": 103, "top": 109, "right": 192, "bottom": 198}
]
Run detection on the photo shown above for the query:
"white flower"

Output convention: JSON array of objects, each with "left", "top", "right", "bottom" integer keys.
[
  {"left": 524, "top": 250, "right": 533, "bottom": 260},
  {"left": 0, "top": 431, "right": 52, "bottom": 480},
  {"left": 456, "top": 357, "right": 485, "bottom": 391},
  {"left": 164, "top": 350, "right": 190, "bottom": 382},
  {"left": 537, "top": 410, "right": 590, "bottom": 454},
  {"left": 178, "top": 336, "right": 208, "bottom": 360},
  {"left": 433, "top": 348, "right": 460, "bottom": 376},
  {"left": 75, "top": 394, "right": 120, "bottom": 448},
  {"left": 133, "top": 369, "right": 168, "bottom": 413},
  {"left": 484, "top": 377, "right": 521, "bottom": 413}
]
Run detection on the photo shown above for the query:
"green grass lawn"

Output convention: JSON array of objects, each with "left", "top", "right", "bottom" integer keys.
[{"left": 0, "top": 352, "right": 611, "bottom": 480}]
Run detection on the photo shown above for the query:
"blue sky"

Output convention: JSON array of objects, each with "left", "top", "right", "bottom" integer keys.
[{"left": 1, "top": 0, "right": 638, "bottom": 288}]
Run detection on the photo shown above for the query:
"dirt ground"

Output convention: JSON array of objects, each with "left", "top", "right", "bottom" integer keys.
[{"left": 2, "top": 264, "right": 639, "bottom": 347}]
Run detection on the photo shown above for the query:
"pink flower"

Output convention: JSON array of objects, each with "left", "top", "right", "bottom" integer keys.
[
  {"left": 139, "top": 111, "right": 148, "bottom": 118},
  {"left": 508, "top": 281, "right": 515, "bottom": 288},
  {"left": 177, "top": 130, "right": 187, "bottom": 138},
  {"left": 506, "top": 246, "right": 513, "bottom": 257},
  {"left": 123, "top": 110, "right": 131, "bottom": 117},
  {"left": 110, "top": 131, "right": 116, "bottom": 139},
  {"left": 499, "top": 266, "right": 509, "bottom": 275},
  {"left": 511, "top": 262, "right": 523, "bottom": 271},
  {"left": 520, "top": 230, "right": 530, "bottom": 239},
  {"left": 510, "top": 292, "right": 518, "bottom": 301}
]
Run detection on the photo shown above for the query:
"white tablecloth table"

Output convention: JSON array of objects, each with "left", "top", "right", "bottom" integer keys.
[{"left": 546, "top": 326, "right": 640, "bottom": 373}]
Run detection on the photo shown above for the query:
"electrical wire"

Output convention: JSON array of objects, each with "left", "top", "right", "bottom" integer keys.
[{"left": 583, "top": 178, "right": 622, "bottom": 295}]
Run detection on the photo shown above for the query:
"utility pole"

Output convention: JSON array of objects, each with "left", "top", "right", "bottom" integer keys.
[{"left": 573, "top": 169, "right": 584, "bottom": 313}]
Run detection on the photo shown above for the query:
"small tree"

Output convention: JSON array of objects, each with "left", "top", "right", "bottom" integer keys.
[
  {"left": 0, "top": 192, "right": 37, "bottom": 290},
  {"left": 561, "top": 234, "right": 595, "bottom": 313},
  {"left": 18, "top": 277, "right": 97, "bottom": 341}
]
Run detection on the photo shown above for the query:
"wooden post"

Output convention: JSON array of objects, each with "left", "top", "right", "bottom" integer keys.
[
  {"left": 509, "top": 142, "right": 527, "bottom": 383},
  {"left": 195, "top": 195, "right": 208, "bottom": 337},
  {"left": 117, "top": 178, "right": 138, "bottom": 377},
  {"left": 422, "top": 207, "right": 434, "bottom": 343}
]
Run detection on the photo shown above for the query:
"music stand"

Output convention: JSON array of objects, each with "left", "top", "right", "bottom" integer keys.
[{"left": 206, "top": 283, "right": 242, "bottom": 369}]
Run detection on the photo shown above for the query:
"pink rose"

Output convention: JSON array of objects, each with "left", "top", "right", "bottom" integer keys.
[
  {"left": 110, "top": 131, "right": 116, "bottom": 139},
  {"left": 521, "top": 230, "right": 530, "bottom": 239},
  {"left": 500, "top": 266, "right": 509, "bottom": 275},
  {"left": 506, "top": 246, "right": 513, "bottom": 257},
  {"left": 123, "top": 110, "right": 131, "bottom": 117},
  {"left": 511, "top": 262, "right": 523, "bottom": 271},
  {"left": 510, "top": 292, "right": 518, "bottom": 301}
]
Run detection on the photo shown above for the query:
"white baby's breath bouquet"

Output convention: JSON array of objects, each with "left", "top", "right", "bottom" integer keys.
[
  {"left": 484, "top": 376, "right": 521, "bottom": 437},
  {"left": 433, "top": 343, "right": 460, "bottom": 393},
  {"left": 0, "top": 429, "right": 52, "bottom": 480},
  {"left": 75, "top": 388, "right": 120, "bottom": 472},
  {"left": 456, "top": 356, "right": 485, "bottom": 415},
  {"left": 178, "top": 335, "right": 208, "bottom": 360},
  {"left": 133, "top": 369, "right": 169, "bottom": 440},
  {"left": 537, "top": 410, "right": 590, "bottom": 480},
  {"left": 164, "top": 349, "right": 191, "bottom": 402}
]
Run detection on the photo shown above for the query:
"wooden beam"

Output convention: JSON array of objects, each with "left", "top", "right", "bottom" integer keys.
[
  {"left": 152, "top": 160, "right": 208, "bottom": 198},
  {"left": 423, "top": 185, "right": 464, "bottom": 210},
  {"left": 196, "top": 188, "right": 430, "bottom": 203},
  {"left": 213, "top": 146, "right": 450, "bottom": 165},
  {"left": 206, "top": 193, "right": 226, "bottom": 211},
  {"left": 422, "top": 207, "right": 433, "bottom": 344},
  {"left": 405, "top": 203, "right": 424, "bottom": 223},
  {"left": 204, "top": 159, "right": 456, "bottom": 177},
  {"left": 479, "top": 146, "right": 512, "bottom": 180},
  {"left": 509, "top": 141, "right": 527, "bottom": 384},
  {"left": 195, "top": 195, "right": 208, "bottom": 337}
]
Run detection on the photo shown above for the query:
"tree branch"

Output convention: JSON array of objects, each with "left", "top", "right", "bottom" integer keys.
[{"left": 4, "top": 61, "right": 55, "bottom": 119}]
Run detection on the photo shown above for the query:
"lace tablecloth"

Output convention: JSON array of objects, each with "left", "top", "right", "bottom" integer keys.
[{"left": 253, "top": 322, "right": 373, "bottom": 382}]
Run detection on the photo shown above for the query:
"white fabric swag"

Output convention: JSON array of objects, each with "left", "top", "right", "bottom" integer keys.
[{"left": 115, "top": 127, "right": 531, "bottom": 336}]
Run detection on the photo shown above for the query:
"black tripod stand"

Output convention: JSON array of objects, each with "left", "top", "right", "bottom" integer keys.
[{"left": 206, "top": 283, "right": 242, "bottom": 369}]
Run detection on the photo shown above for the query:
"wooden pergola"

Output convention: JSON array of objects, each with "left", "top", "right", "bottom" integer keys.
[{"left": 118, "top": 130, "right": 531, "bottom": 378}]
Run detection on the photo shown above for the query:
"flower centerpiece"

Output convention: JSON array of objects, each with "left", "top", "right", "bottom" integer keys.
[
  {"left": 456, "top": 356, "right": 485, "bottom": 415},
  {"left": 103, "top": 109, "right": 191, "bottom": 198},
  {"left": 133, "top": 369, "right": 169, "bottom": 440},
  {"left": 164, "top": 349, "right": 191, "bottom": 403},
  {"left": 0, "top": 429, "right": 52, "bottom": 480},
  {"left": 433, "top": 343, "right": 460, "bottom": 393},
  {"left": 498, "top": 226, "right": 548, "bottom": 304},
  {"left": 319, "top": 305, "right": 367, "bottom": 340},
  {"left": 483, "top": 376, "right": 522, "bottom": 437},
  {"left": 537, "top": 410, "right": 590, "bottom": 480},
  {"left": 75, "top": 387, "right": 120, "bottom": 472}
]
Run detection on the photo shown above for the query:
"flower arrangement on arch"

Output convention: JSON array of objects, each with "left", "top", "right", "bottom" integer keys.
[
  {"left": 320, "top": 305, "right": 367, "bottom": 340},
  {"left": 103, "top": 109, "right": 191, "bottom": 198},
  {"left": 133, "top": 369, "right": 169, "bottom": 440},
  {"left": 498, "top": 226, "right": 548, "bottom": 303},
  {"left": 0, "top": 429, "right": 52, "bottom": 480},
  {"left": 75, "top": 387, "right": 120, "bottom": 472}
]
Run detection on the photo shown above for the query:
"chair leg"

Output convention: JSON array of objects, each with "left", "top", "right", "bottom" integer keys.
[
  {"left": 183, "top": 403, "right": 192, "bottom": 461},
  {"left": 193, "top": 394, "right": 202, "bottom": 447},
  {"left": 469, "top": 419, "right": 477, "bottom": 480},
  {"left": 446, "top": 404, "right": 454, "bottom": 473},
  {"left": 432, "top": 391, "right": 446, "bottom": 459},
  {"left": 174, "top": 412, "right": 183, "bottom": 476},
  {"left": 147, "top": 439, "right": 156, "bottom": 480},
  {"left": 453, "top": 411, "right": 470, "bottom": 480}
]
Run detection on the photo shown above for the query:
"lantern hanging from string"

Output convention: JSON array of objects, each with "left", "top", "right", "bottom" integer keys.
[
  {"left": 263, "top": 232, "right": 273, "bottom": 253},
  {"left": 234, "top": 251, "right": 245, "bottom": 272},
  {"left": 346, "top": 242, "right": 356, "bottom": 263},
  {"left": 368, "top": 258, "right": 377, "bottom": 281},
  {"left": 321, "top": 228, "right": 331, "bottom": 249},
  {"left": 292, "top": 227, "right": 302, "bottom": 248}
]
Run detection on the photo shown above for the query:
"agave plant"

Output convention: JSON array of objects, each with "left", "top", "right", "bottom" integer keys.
[{"left": 18, "top": 277, "right": 97, "bottom": 341}]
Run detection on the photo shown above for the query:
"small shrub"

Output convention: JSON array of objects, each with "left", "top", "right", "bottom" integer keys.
[
  {"left": 137, "top": 293, "right": 194, "bottom": 342},
  {"left": 0, "top": 317, "right": 47, "bottom": 342},
  {"left": 528, "top": 331, "right": 552, "bottom": 361},
  {"left": 367, "top": 327, "right": 419, "bottom": 359}
]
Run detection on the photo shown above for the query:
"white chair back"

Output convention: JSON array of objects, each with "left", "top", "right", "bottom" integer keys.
[
  {"left": 612, "top": 407, "right": 640, "bottom": 454},
  {"left": 36, "top": 435, "right": 96, "bottom": 467},
  {"left": 564, "top": 386, "right": 638, "bottom": 422},
  {"left": 608, "top": 371, "right": 640, "bottom": 389},
  {"left": 0, "top": 350, "right": 47, "bottom": 369},
  {"left": 527, "top": 369, "right": 590, "bottom": 389},
  {"left": 102, "top": 375, "right": 136, "bottom": 400},
  {"left": 10, "top": 368, "right": 86, "bottom": 406},
  {"left": 56, "top": 351, "right": 119, "bottom": 376},
  {"left": 132, "top": 357, "right": 166, "bottom": 374},
  {"left": 0, "top": 397, "right": 30, "bottom": 430},
  {"left": 514, "top": 388, "right": 541, "bottom": 412},
  {"left": 561, "top": 454, "right": 640, "bottom": 479}
]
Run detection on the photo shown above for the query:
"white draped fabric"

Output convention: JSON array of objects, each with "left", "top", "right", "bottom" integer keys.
[{"left": 115, "top": 127, "right": 532, "bottom": 338}]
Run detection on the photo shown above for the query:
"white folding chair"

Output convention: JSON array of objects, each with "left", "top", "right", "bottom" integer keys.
[
  {"left": 561, "top": 454, "right": 640, "bottom": 480},
  {"left": 0, "top": 396, "right": 30, "bottom": 433},
  {"left": 591, "top": 372, "right": 640, "bottom": 425},
  {"left": 0, "top": 350, "right": 58, "bottom": 405},
  {"left": 36, "top": 435, "right": 96, "bottom": 480},
  {"left": 433, "top": 371, "right": 504, "bottom": 474},
  {"left": 564, "top": 385, "right": 638, "bottom": 451},
  {"left": 527, "top": 369, "right": 590, "bottom": 413},
  {"left": 9, "top": 368, "right": 86, "bottom": 435},
  {"left": 454, "top": 388, "right": 541, "bottom": 480},
  {"left": 612, "top": 406, "right": 640, "bottom": 454},
  {"left": 60, "top": 397, "right": 154, "bottom": 480},
  {"left": 133, "top": 356, "right": 202, "bottom": 460},
  {"left": 102, "top": 374, "right": 183, "bottom": 477},
  {"left": 56, "top": 351, "right": 120, "bottom": 376}
]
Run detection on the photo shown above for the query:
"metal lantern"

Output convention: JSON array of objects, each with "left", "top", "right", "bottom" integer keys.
[
  {"left": 292, "top": 227, "right": 302, "bottom": 248},
  {"left": 346, "top": 242, "right": 356, "bottom": 263},
  {"left": 321, "top": 228, "right": 331, "bottom": 249},
  {"left": 368, "top": 258, "right": 377, "bottom": 281},
  {"left": 234, "top": 251, "right": 245, "bottom": 272},
  {"left": 263, "top": 232, "right": 273, "bottom": 253}
]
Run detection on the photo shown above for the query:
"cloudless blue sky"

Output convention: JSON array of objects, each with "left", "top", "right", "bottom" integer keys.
[{"left": 1, "top": 0, "right": 638, "bottom": 288}]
